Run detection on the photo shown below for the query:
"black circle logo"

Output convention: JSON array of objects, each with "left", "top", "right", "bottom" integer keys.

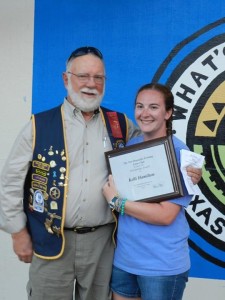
[{"left": 153, "top": 18, "right": 225, "bottom": 268}]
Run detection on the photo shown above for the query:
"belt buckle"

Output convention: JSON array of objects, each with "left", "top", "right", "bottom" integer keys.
[
  {"left": 74, "top": 226, "right": 96, "bottom": 234},
  {"left": 73, "top": 226, "right": 82, "bottom": 233}
]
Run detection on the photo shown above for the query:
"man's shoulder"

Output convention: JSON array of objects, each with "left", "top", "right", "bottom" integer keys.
[
  {"left": 100, "top": 106, "right": 125, "bottom": 115},
  {"left": 34, "top": 104, "right": 62, "bottom": 118}
]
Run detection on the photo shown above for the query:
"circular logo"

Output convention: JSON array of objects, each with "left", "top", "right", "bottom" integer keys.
[
  {"left": 153, "top": 18, "right": 225, "bottom": 268},
  {"left": 49, "top": 187, "right": 61, "bottom": 200}
]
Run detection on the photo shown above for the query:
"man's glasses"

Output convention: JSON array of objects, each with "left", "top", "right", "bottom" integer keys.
[
  {"left": 67, "top": 72, "right": 106, "bottom": 85},
  {"left": 67, "top": 46, "right": 103, "bottom": 61}
]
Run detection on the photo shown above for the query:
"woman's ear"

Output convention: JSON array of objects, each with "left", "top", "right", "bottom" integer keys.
[{"left": 165, "top": 108, "right": 173, "bottom": 120}]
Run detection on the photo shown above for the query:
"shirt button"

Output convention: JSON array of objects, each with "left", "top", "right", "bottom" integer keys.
[{"left": 85, "top": 178, "right": 88, "bottom": 182}]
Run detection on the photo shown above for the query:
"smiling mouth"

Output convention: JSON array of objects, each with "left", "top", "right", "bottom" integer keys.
[
  {"left": 140, "top": 120, "right": 153, "bottom": 124},
  {"left": 82, "top": 91, "right": 97, "bottom": 96}
]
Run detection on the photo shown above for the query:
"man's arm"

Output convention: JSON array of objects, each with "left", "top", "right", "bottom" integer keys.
[
  {"left": 0, "top": 121, "right": 33, "bottom": 261},
  {"left": 126, "top": 117, "right": 141, "bottom": 140}
]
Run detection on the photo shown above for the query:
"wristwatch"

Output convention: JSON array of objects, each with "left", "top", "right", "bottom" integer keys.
[{"left": 109, "top": 196, "right": 118, "bottom": 209}]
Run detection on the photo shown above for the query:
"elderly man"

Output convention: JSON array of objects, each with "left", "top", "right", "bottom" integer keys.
[{"left": 0, "top": 46, "right": 201, "bottom": 300}]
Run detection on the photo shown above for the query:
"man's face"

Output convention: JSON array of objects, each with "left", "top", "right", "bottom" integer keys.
[{"left": 63, "top": 54, "right": 105, "bottom": 112}]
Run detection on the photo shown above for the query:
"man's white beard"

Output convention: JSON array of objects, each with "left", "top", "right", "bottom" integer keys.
[{"left": 67, "top": 77, "right": 104, "bottom": 112}]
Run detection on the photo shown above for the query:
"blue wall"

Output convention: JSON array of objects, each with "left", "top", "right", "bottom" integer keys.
[{"left": 33, "top": 0, "right": 225, "bottom": 279}]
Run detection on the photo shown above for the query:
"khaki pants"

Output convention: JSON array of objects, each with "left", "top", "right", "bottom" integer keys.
[{"left": 27, "top": 224, "right": 114, "bottom": 300}]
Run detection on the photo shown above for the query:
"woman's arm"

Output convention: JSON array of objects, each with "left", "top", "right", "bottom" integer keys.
[{"left": 103, "top": 175, "right": 181, "bottom": 225}]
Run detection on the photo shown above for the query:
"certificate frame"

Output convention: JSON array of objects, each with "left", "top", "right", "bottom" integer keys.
[{"left": 105, "top": 135, "right": 183, "bottom": 203}]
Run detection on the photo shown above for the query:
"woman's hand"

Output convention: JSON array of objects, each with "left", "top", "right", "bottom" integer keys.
[{"left": 186, "top": 166, "right": 202, "bottom": 184}]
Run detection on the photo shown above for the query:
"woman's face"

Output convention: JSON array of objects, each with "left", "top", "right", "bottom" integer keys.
[{"left": 135, "top": 89, "right": 172, "bottom": 141}]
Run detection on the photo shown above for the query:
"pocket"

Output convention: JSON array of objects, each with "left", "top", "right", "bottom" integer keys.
[{"left": 26, "top": 281, "right": 32, "bottom": 298}]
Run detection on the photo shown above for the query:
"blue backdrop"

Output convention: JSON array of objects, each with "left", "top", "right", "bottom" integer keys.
[{"left": 33, "top": 0, "right": 225, "bottom": 280}]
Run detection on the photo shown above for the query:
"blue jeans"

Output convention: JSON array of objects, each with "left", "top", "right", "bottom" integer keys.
[{"left": 111, "top": 266, "right": 189, "bottom": 300}]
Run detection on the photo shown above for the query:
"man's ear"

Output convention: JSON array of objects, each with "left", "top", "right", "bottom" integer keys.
[{"left": 62, "top": 72, "right": 68, "bottom": 87}]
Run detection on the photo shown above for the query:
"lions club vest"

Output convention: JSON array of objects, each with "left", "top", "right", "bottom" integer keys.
[{"left": 23, "top": 104, "right": 128, "bottom": 259}]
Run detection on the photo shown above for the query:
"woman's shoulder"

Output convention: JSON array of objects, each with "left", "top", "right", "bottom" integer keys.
[
  {"left": 172, "top": 135, "right": 189, "bottom": 151},
  {"left": 127, "top": 135, "right": 144, "bottom": 146}
]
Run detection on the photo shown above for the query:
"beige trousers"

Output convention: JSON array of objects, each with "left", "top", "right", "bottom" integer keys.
[{"left": 27, "top": 224, "right": 114, "bottom": 300}]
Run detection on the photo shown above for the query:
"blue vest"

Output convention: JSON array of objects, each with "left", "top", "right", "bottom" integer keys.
[{"left": 24, "top": 104, "right": 128, "bottom": 259}]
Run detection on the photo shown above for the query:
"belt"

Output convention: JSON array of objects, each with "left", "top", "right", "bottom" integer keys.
[{"left": 64, "top": 224, "right": 108, "bottom": 234}]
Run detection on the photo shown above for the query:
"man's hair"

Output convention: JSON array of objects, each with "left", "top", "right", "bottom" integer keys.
[{"left": 66, "top": 46, "right": 103, "bottom": 70}]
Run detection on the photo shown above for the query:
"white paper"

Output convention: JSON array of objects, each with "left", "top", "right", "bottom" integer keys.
[
  {"left": 109, "top": 144, "right": 174, "bottom": 201},
  {"left": 180, "top": 149, "right": 205, "bottom": 195}
]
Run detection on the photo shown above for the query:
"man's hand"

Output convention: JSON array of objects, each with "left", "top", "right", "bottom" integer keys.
[
  {"left": 102, "top": 175, "right": 118, "bottom": 203},
  {"left": 186, "top": 166, "right": 202, "bottom": 185},
  {"left": 11, "top": 228, "right": 33, "bottom": 263}
]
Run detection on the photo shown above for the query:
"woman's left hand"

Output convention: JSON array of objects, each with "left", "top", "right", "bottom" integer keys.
[{"left": 186, "top": 166, "right": 202, "bottom": 184}]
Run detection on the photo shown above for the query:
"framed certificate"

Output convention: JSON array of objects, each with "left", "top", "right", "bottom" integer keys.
[{"left": 105, "top": 135, "right": 183, "bottom": 202}]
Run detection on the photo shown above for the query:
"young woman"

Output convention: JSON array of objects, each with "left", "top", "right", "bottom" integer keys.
[{"left": 103, "top": 83, "right": 197, "bottom": 300}]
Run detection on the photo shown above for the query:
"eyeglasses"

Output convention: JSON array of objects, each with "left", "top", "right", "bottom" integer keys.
[
  {"left": 67, "top": 72, "right": 106, "bottom": 85},
  {"left": 67, "top": 46, "right": 103, "bottom": 61}
]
